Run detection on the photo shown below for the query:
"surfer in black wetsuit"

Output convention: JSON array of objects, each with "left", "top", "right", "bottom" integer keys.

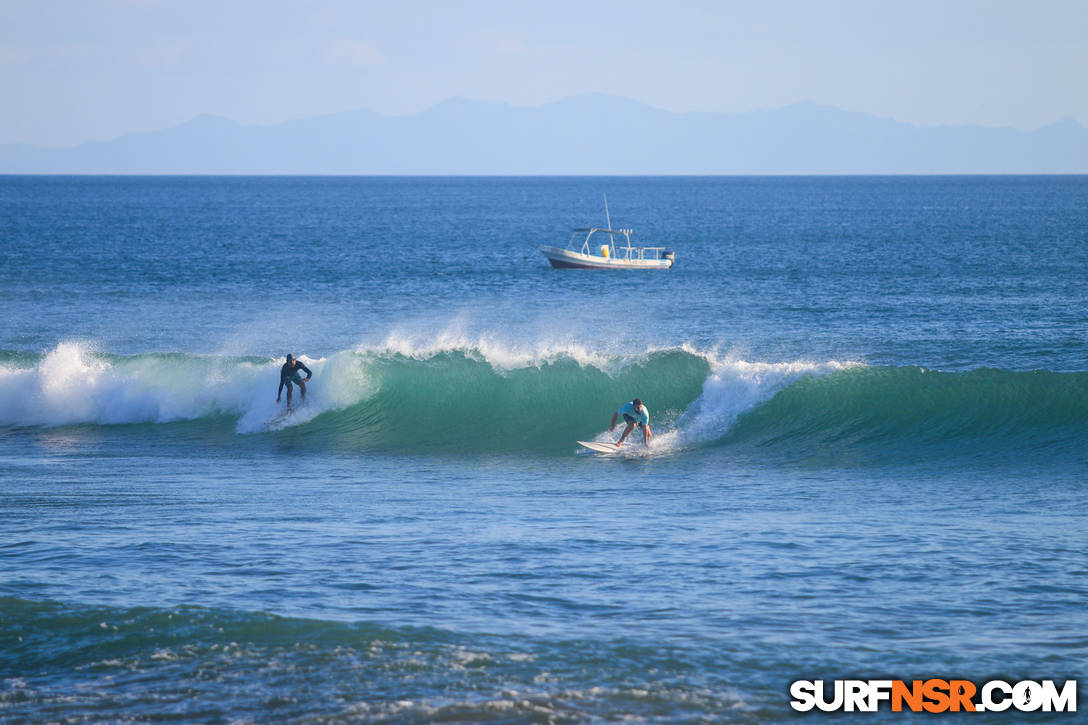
[{"left": 276, "top": 354, "right": 312, "bottom": 410}]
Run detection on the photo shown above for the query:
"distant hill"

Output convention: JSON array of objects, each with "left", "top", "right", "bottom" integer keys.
[{"left": 2, "top": 94, "right": 1086, "bottom": 174}]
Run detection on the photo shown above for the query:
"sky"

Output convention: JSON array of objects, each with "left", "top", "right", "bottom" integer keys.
[{"left": 1, "top": 0, "right": 1086, "bottom": 147}]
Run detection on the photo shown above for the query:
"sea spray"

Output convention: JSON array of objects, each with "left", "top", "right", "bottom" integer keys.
[
  {"left": 3, "top": 342, "right": 1085, "bottom": 460},
  {"left": 648, "top": 357, "right": 860, "bottom": 454},
  {"left": 234, "top": 350, "right": 373, "bottom": 433},
  {"left": 0, "top": 342, "right": 332, "bottom": 429}
]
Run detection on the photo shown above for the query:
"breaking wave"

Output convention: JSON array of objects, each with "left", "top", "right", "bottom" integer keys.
[{"left": 2, "top": 341, "right": 1085, "bottom": 460}]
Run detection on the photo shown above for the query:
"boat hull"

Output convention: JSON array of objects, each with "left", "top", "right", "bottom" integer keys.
[{"left": 540, "top": 245, "right": 673, "bottom": 270}]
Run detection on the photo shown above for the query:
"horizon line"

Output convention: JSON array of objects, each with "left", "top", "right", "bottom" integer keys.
[
  {"left": 4, "top": 172, "right": 1088, "bottom": 179},
  {"left": 4, "top": 94, "right": 1084, "bottom": 151}
]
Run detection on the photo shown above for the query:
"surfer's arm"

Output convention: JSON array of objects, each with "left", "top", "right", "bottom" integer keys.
[
  {"left": 276, "top": 370, "right": 286, "bottom": 399},
  {"left": 297, "top": 362, "right": 313, "bottom": 380},
  {"left": 610, "top": 412, "right": 618, "bottom": 432}
]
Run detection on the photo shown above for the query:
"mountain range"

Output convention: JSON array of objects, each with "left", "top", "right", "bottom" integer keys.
[{"left": 2, "top": 94, "right": 1086, "bottom": 174}]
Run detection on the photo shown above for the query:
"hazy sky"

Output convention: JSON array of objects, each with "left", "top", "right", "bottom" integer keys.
[{"left": 2, "top": 0, "right": 1086, "bottom": 147}]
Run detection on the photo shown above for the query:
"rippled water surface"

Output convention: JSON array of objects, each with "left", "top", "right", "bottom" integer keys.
[{"left": 2, "top": 176, "right": 1086, "bottom": 722}]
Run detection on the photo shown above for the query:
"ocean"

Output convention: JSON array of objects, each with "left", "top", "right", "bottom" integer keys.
[{"left": 1, "top": 175, "right": 1086, "bottom": 723}]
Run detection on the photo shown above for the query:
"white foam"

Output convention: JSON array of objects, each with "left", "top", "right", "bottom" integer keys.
[
  {"left": 593, "top": 356, "right": 862, "bottom": 456},
  {"left": 234, "top": 349, "right": 375, "bottom": 433},
  {"left": 373, "top": 329, "right": 621, "bottom": 372},
  {"left": 664, "top": 357, "right": 861, "bottom": 450},
  {"left": 2, "top": 341, "right": 860, "bottom": 448},
  {"left": 0, "top": 342, "right": 372, "bottom": 433},
  {"left": 367, "top": 327, "right": 730, "bottom": 381}
]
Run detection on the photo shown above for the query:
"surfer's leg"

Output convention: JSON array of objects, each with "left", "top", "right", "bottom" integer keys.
[
  {"left": 617, "top": 421, "right": 635, "bottom": 447},
  {"left": 285, "top": 382, "right": 293, "bottom": 409},
  {"left": 298, "top": 379, "right": 306, "bottom": 401},
  {"left": 642, "top": 424, "right": 652, "bottom": 446}
]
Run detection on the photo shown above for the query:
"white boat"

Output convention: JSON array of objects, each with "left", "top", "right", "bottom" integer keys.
[{"left": 540, "top": 197, "right": 675, "bottom": 270}]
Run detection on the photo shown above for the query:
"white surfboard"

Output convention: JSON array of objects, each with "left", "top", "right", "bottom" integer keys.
[
  {"left": 270, "top": 405, "right": 296, "bottom": 420},
  {"left": 266, "top": 403, "right": 303, "bottom": 429},
  {"left": 577, "top": 440, "right": 620, "bottom": 454}
]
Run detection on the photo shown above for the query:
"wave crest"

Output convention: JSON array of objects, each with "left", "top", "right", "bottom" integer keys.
[{"left": 3, "top": 342, "right": 1083, "bottom": 460}]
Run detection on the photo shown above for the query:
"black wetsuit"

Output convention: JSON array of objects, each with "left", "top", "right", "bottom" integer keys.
[{"left": 278, "top": 360, "right": 312, "bottom": 396}]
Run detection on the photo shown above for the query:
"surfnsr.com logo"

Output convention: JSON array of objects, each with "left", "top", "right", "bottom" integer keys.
[{"left": 790, "top": 679, "right": 1077, "bottom": 713}]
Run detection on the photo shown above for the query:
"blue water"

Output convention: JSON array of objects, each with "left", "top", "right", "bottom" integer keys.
[{"left": 1, "top": 176, "right": 1087, "bottom": 722}]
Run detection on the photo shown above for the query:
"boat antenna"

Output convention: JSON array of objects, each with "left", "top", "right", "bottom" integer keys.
[{"left": 603, "top": 193, "right": 615, "bottom": 253}]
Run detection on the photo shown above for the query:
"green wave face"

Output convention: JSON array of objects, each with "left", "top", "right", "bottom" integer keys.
[
  {"left": 3, "top": 343, "right": 1085, "bottom": 462},
  {"left": 292, "top": 349, "right": 712, "bottom": 453},
  {"left": 724, "top": 366, "right": 1088, "bottom": 463}
]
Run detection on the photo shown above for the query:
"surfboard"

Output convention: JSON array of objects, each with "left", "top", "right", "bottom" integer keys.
[
  {"left": 266, "top": 403, "right": 303, "bottom": 428},
  {"left": 577, "top": 440, "right": 620, "bottom": 454}
]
